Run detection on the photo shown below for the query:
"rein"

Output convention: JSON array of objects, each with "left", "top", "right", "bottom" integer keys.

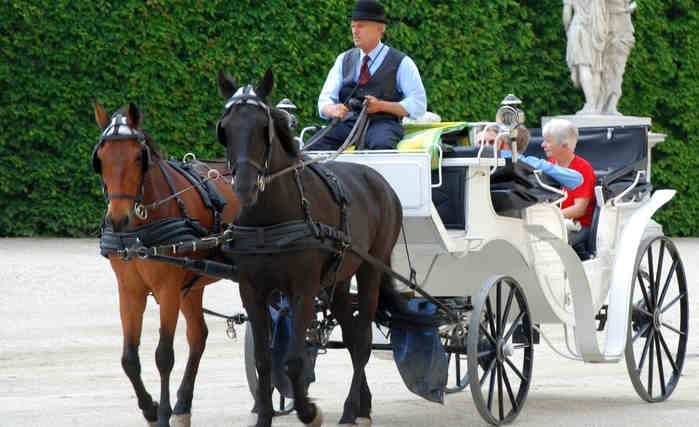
[
  {"left": 94, "top": 113, "right": 227, "bottom": 221},
  {"left": 137, "top": 166, "right": 223, "bottom": 216},
  {"left": 219, "top": 89, "right": 369, "bottom": 193}
]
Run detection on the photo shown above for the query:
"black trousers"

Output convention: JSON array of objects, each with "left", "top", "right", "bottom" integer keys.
[{"left": 308, "top": 117, "right": 404, "bottom": 151}]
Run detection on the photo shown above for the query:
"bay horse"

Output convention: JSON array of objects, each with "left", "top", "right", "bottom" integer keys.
[
  {"left": 92, "top": 102, "right": 240, "bottom": 427},
  {"left": 216, "top": 69, "right": 404, "bottom": 427}
]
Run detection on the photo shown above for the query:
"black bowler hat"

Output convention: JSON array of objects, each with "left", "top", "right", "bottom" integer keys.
[{"left": 347, "top": 0, "right": 388, "bottom": 23}]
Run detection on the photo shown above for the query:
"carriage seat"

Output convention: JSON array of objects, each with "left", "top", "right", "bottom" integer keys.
[
  {"left": 526, "top": 125, "right": 651, "bottom": 259},
  {"left": 526, "top": 125, "right": 651, "bottom": 202},
  {"left": 433, "top": 146, "right": 563, "bottom": 228}
]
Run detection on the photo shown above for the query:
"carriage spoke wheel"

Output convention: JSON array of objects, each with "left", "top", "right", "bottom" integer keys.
[
  {"left": 244, "top": 322, "right": 295, "bottom": 416},
  {"left": 468, "top": 276, "right": 533, "bottom": 425},
  {"left": 625, "top": 236, "right": 688, "bottom": 402},
  {"left": 443, "top": 329, "right": 469, "bottom": 393}
]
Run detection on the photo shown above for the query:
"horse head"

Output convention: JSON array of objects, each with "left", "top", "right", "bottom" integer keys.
[
  {"left": 216, "top": 68, "right": 298, "bottom": 207},
  {"left": 92, "top": 102, "right": 157, "bottom": 231}
]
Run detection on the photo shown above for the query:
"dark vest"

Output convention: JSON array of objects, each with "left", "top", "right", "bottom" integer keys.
[{"left": 339, "top": 46, "right": 406, "bottom": 121}]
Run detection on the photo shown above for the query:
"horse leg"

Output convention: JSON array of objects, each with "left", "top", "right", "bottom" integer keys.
[
  {"left": 345, "top": 265, "right": 383, "bottom": 425},
  {"left": 172, "top": 285, "right": 207, "bottom": 427},
  {"left": 286, "top": 293, "right": 323, "bottom": 426},
  {"left": 154, "top": 289, "right": 181, "bottom": 427},
  {"left": 330, "top": 281, "right": 362, "bottom": 425},
  {"left": 241, "top": 282, "right": 274, "bottom": 427},
  {"left": 118, "top": 285, "right": 159, "bottom": 425}
]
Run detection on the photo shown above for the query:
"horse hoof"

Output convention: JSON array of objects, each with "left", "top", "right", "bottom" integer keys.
[
  {"left": 146, "top": 422, "right": 157, "bottom": 427},
  {"left": 355, "top": 418, "right": 372, "bottom": 426},
  {"left": 246, "top": 413, "right": 268, "bottom": 427},
  {"left": 171, "top": 413, "right": 191, "bottom": 427},
  {"left": 305, "top": 406, "right": 323, "bottom": 427}
]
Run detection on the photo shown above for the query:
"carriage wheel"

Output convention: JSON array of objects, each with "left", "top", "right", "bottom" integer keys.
[
  {"left": 625, "top": 236, "right": 688, "bottom": 402},
  {"left": 444, "top": 351, "right": 469, "bottom": 393},
  {"left": 244, "top": 322, "right": 295, "bottom": 415},
  {"left": 468, "top": 276, "right": 533, "bottom": 425},
  {"left": 442, "top": 325, "right": 469, "bottom": 393}
]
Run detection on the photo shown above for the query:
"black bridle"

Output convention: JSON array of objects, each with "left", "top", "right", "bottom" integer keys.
[
  {"left": 217, "top": 85, "right": 345, "bottom": 194},
  {"left": 217, "top": 85, "right": 276, "bottom": 193},
  {"left": 92, "top": 113, "right": 153, "bottom": 219}
]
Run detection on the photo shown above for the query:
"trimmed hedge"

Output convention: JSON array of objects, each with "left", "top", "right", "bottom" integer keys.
[{"left": 1, "top": 0, "right": 697, "bottom": 236}]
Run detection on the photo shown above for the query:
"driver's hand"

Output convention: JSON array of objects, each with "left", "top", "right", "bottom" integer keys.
[
  {"left": 364, "top": 95, "right": 383, "bottom": 114},
  {"left": 328, "top": 103, "right": 349, "bottom": 119}
]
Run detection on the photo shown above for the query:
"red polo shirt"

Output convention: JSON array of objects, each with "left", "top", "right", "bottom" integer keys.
[{"left": 549, "top": 155, "right": 596, "bottom": 228}]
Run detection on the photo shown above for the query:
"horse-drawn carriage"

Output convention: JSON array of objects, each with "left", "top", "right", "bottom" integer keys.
[{"left": 93, "top": 71, "right": 688, "bottom": 427}]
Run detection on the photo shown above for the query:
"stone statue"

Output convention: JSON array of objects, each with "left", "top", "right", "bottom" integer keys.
[
  {"left": 564, "top": 0, "right": 637, "bottom": 115},
  {"left": 600, "top": 0, "right": 636, "bottom": 115},
  {"left": 563, "top": 0, "right": 608, "bottom": 115}
]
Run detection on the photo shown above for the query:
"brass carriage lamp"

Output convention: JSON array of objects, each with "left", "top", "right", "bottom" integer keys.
[{"left": 495, "top": 94, "right": 526, "bottom": 161}]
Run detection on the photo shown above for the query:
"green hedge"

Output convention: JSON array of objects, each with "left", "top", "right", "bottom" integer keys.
[{"left": 1, "top": 0, "right": 697, "bottom": 236}]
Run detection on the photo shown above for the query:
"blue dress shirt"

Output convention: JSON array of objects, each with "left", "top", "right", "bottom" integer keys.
[
  {"left": 500, "top": 150, "right": 583, "bottom": 189},
  {"left": 318, "top": 41, "right": 427, "bottom": 120}
]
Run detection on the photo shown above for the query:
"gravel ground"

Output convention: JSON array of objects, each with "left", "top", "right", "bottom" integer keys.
[{"left": 1, "top": 237, "right": 697, "bottom": 426}]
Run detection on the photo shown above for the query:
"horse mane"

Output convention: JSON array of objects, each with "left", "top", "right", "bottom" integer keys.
[
  {"left": 270, "top": 108, "right": 299, "bottom": 158},
  {"left": 114, "top": 106, "right": 163, "bottom": 162}
]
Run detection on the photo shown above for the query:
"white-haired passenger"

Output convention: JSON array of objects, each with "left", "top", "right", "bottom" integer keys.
[{"left": 542, "top": 119, "right": 597, "bottom": 256}]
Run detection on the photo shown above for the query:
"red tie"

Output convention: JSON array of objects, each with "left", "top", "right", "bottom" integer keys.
[{"left": 358, "top": 55, "right": 371, "bottom": 86}]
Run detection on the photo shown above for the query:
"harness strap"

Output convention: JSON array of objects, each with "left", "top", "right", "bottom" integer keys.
[
  {"left": 100, "top": 217, "right": 209, "bottom": 258},
  {"left": 158, "top": 162, "right": 190, "bottom": 218}
]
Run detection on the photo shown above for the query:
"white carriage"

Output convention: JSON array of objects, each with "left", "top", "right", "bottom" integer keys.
[
  {"left": 232, "top": 95, "right": 690, "bottom": 425},
  {"left": 311, "top": 113, "right": 689, "bottom": 424}
]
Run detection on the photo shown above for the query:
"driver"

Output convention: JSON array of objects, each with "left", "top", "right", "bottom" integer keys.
[{"left": 310, "top": 0, "right": 427, "bottom": 151}]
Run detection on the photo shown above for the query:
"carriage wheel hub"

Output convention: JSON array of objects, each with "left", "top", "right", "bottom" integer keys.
[
  {"left": 653, "top": 309, "right": 663, "bottom": 329},
  {"left": 496, "top": 339, "right": 512, "bottom": 362}
]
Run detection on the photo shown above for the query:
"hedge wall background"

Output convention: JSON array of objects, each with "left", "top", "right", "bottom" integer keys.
[{"left": 1, "top": 0, "right": 697, "bottom": 237}]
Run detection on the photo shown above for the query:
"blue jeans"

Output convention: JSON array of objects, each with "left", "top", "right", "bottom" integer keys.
[
  {"left": 308, "top": 117, "right": 404, "bottom": 151},
  {"left": 570, "top": 226, "right": 592, "bottom": 259}
]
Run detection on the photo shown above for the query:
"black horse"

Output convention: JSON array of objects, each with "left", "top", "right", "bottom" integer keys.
[{"left": 216, "top": 69, "right": 404, "bottom": 427}]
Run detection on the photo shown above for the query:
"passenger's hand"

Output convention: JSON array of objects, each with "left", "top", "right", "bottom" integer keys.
[
  {"left": 327, "top": 103, "right": 349, "bottom": 119},
  {"left": 364, "top": 95, "right": 383, "bottom": 114}
]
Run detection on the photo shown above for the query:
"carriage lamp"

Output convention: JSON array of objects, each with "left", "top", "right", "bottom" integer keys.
[
  {"left": 495, "top": 94, "right": 525, "bottom": 128},
  {"left": 496, "top": 94, "right": 526, "bottom": 161},
  {"left": 276, "top": 98, "right": 298, "bottom": 130}
]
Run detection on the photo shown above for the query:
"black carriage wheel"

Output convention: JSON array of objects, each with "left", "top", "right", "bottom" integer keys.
[
  {"left": 468, "top": 276, "right": 533, "bottom": 425},
  {"left": 625, "top": 236, "right": 688, "bottom": 402},
  {"left": 443, "top": 337, "right": 469, "bottom": 393},
  {"left": 244, "top": 322, "right": 295, "bottom": 415}
]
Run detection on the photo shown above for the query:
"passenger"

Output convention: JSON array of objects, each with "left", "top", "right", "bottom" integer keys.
[
  {"left": 311, "top": 0, "right": 427, "bottom": 151},
  {"left": 541, "top": 119, "right": 597, "bottom": 256},
  {"left": 477, "top": 127, "right": 584, "bottom": 189}
]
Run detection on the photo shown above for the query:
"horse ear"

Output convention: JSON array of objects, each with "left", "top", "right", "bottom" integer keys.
[
  {"left": 93, "top": 101, "right": 109, "bottom": 129},
  {"left": 256, "top": 68, "right": 274, "bottom": 101},
  {"left": 127, "top": 103, "right": 141, "bottom": 128},
  {"left": 218, "top": 70, "right": 237, "bottom": 99}
]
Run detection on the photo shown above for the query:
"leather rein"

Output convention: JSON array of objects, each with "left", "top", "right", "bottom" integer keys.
[
  {"left": 218, "top": 87, "right": 369, "bottom": 193},
  {"left": 94, "top": 115, "right": 224, "bottom": 221}
]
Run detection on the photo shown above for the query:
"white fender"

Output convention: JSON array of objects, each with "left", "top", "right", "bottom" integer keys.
[
  {"left": 526, "top": 190, "right": 675, "bottom": 362},
  {"left": 604, "top": 189, "right": 676, "bottom": 359}
]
